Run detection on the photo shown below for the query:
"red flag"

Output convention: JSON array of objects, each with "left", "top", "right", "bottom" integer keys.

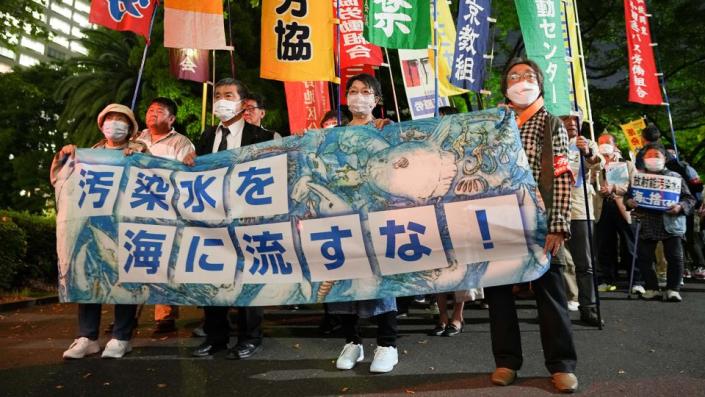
[
  {"left": 284, "top": 81, "right": 331, "bottom": 135},
  {"left": 89, "top": 0, "right": 158, "bottom": 39},
  {"left": 334, "top": 0, "right": 383, "bottom": 68},
  {"left": 624, "top": 0, "right": 663, "bottom": 105},
  {"left": 168, "top": 49, "right": 209, "bottom": 82}
]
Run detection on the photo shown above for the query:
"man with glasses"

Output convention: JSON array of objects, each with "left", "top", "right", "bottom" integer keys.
[{"left": 242, "top": 93, "right": 282, "bottom": 139}]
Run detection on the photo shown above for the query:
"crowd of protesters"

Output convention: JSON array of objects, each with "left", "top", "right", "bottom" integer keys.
[{"left": 52, "top": 59, "right": 705, "bottom": 394}]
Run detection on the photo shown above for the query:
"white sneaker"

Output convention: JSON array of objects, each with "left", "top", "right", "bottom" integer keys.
[
  {"left": 641, "top": 289, "right": 662, "bottom": 300},
  {"left": 370, "top": 346, "right": 398, "bottom": 373},
  {"left": 101, "top": 338, "right": 132, "bottom": 358},
  {"left": 665, "top": 290, "right": 682, "bottom": 302},
  {"left": 336, "top": 342, "right": 364, "bottom": 370},
  {"left": 631, "top": 285, "right": 646, "bottom": 295},
  {"left": 63, "top": 337, "right": 100, "bottom": 359},
  {"left": 566, "top": 301, "right": 579, "bottom": 312}
]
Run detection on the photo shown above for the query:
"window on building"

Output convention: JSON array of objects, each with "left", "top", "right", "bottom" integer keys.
[
  {"left": 73, "top": 12, "right": 88, "bottom": 27},
  {"left": 70, "top": 42, "right": 87, "bottom": 55},
  {"left": 71, "top": 26, "right": 85, "bottom": 39},
  {"left": 52, "top": 35, "right": 69, "bottom": 48},
  {"left": 51, "top": 2, "right": 72, "bottom": 19},
  {"left": 49, "top": 17, "right": 71, "bottom": 35},
  {"left": 46, "top": 47, "right": 67, "bottom": 60},
  {"left": 74, "top": 1, "right": 90, "bottom": 14},
  {"left": 21, "top": 37, "right": 45, "bottom": 54},
  {"left": 19, "top": 54, "right": 39, "bottom": 67},
  {"left": 0, "top": 63, "right": 12, "bottom": 74},
  {"left": 0, "top": 47, "right": 15, "bottom": 60}
]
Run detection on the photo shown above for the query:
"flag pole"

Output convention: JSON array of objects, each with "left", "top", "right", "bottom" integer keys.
[
  {"left": 383, "top": 48, "right": 401, "bottom": 123},
  {"left": 644, "top": 1, "right": 678, "bottom": 159},
  {"left": 335, "top": 0, "right": 342, "bottom": 125},
  {"left": 432, "top": 0, "right": 439, "bottom": 117},
  {"left": 130, "top": 0, "right": 160, "bottom": 111},
  {"left": 226, "top": 0, "right": 236, "bottom": 78}
]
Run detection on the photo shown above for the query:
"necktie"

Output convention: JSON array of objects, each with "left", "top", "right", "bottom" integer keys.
[{"left": 217, "top": 127, "right": 230, "bottom": 152}]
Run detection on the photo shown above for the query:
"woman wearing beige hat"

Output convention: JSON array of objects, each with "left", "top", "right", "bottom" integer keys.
[{"left": 51, "top": 103, "right": 147, "bottom": 359}]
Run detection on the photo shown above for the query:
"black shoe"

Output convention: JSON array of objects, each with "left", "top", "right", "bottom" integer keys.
[
  {"left": 428, "top": 323, "right": 446, "bottom": 336},
  {"left": 226, "top": 342, "right": 262, "bottom": 360},
  {"left": 154, "top": 319, "right": 177, "bottom": 334},
  {"left": 579, "top": 308, "right": 604, "bottom": 327},
  {"left": 192, "top": 341, "right": 227, "bottom": 357},
  {"left": 441, "top": 322, "right": 464, "bottom": 337}
]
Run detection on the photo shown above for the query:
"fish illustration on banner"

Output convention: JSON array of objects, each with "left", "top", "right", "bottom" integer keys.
[{"left": 54, "top": 110, "right": 550, "bottom": 307}]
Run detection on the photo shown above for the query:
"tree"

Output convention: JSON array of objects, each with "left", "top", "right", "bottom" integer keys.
[
  {"left": 0, "top": 63, "right": 68, "bottom": 213},
  {"left": 0, "top": 0, "right": 48, "bottom": 51}
]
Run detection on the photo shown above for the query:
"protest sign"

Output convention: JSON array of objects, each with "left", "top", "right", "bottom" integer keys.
[{"left": 630, "top": 172, "right": 681, "bottom": 211}]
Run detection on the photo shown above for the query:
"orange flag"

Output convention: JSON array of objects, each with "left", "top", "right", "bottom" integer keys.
[{"left": 164, "top": 0, "right": 229, "bottom": 49}]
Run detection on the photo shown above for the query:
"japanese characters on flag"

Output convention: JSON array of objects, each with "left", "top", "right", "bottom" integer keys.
[
  {"left": 398, "top": 49, "right": 449, "bottom": 119},
  {"left": 620, "top": 117, "right": 647, "bottom": 153},
  {"left": 624, "top": 0, "right": 663, "bottom": 105},
  {"left": 429, "top": 0, "right": 469, "bottom": 97},
  {"left": 450, "top": 0, "right": 491, "bottom": 92},
  {"left": 335, "top": 0, "right": 383, "bottom": 68},
  {"left": 261, "top": 0, "right": 336, "bottom": 82},
  {"left": 88, "top": 0, "right": 157, "bottom": 38},
  {"left": 563, "top": 1, "right": 589, "bottom": 121},
  {"left": 630, "top": 172, "right": 681, "bottom": 211},
  {"left": 168, "top": 49, "right": 209, "bottom": 82},
  {"left": 284, "top": 81, "right": 331, "bottom": 135},
  {"left": 515, "top": 0, "right": 572, "bottom": 116},
  {"left": 163, "top": 0, "right": 229, "bottom": 49},
  {"left": 363, "top": 0, "right": 431, "bottom": 49},
  {"left": 55, "top": 110, "right": 550, "bottom": 306}
]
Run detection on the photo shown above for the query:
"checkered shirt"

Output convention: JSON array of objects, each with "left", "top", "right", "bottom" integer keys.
[{"left": 520, "top": 107, "right": 572, "bottom": 235}]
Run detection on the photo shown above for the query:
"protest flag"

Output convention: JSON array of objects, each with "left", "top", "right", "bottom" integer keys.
[
  {"left": 163, "top": 0, "right": 229, "bottom": 49},
  {"left": 450, "top": 0, "right": 491, "bottom": 92},
  {"left": 429, "top": 0, "right": 468, "bottom": 97},
  {"left": 89, "top": 0, "right": 158, "bottom": 39},
  {"left": 620, "top": 118, "right": 647, "bottom": 153},
  {"left": 624, "top": 0, "right": 663, "bottom": 105},
  {"left": 168, "top": 49, "right": 209, "bottom": 82},
  {"left": 260, "top": 0, "right": 336, "bottom": 82},
  {"left": 284, "top": 81, "right": 331, "bottom": 135},
  {"left": 336, "top": 0, "right": 383, "bottom": 68},
  {"left": 364, "top": 0, "right": 431, "bottom": 49},
  {"left": 515, "top": 0, "right": 572, "bottom": 116}
]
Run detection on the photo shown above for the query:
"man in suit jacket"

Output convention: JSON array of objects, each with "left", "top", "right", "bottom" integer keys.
[{"left": 187, "top": 78, "right": 275, "bottom": 360}]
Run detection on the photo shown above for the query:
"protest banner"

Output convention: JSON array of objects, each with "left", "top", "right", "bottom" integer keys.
[
  {"left": 630, "top": 172, "right": 681, "bottom": 211},
  {"left": 88, "top": 0, "right": 157, "bottom": 38},
  {"left": 620, "top": 118, "right": 646, "bottom": 153},
  {"left": 168, "top": 48, "right": 209, "bottom": 82},
  {"left": 54, "top": 110, "right": 550, "bottom": 307},
  {"left": 515, "top": 0, "right": 572, "bottom": 116},
  {"left": 398, "top": 49, "right": 450, "bottom": 119},
  {"left": 624, "top": 0, "right": 663, "bottom": 105},
  {"left": 450, "top": 0, "right": 491, "bottom": 92},
  {"left": 363, "top": 0, "right": 431, "bottom": 49},
  {"left": 605, "top": 162, "right": 630, "bottom": 187},
  {"left": 429, "top": 0, "right": 469, "bottom": 97},
  {"left": 335, "top": 0, "right": 383, "bottom": 68},
  {"left": 284, "top": 81, "right": 331, "bottom": 135},
  {"left": 163, "top": 0, "right": 229, "bottom": 49}
]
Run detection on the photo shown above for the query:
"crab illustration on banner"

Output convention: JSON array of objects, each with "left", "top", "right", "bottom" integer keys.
[
  {"left": 261, "top": 0, "right": 336, "bottom": 82},
  {"left": 163, "top": 0, "right": 229, "bottom": 49},
  {"left": 89, "top": 0, "right": 158, "bottom": 38}
]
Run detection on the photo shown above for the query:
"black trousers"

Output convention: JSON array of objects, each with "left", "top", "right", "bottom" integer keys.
[
  {"left": 638, "top": 236, "right": 684, "bottom": 291},
  {"left": 203, "top": 306, "right": 263, "bottom": 346},
  {"left": 340, "top": 311, "right": 397, "bottom": 347},
  {"left": 597, "top": 200, "right": 636, "bottom": 284},
  {"left": 484, "top": 261, "right": 577, "bottom": 374}
]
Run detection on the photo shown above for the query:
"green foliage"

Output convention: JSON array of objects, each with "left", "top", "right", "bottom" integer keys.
[
  {"left": 0, "top": 63, "right": 68, "bottom": 213},
  {"left": 0, "top": 210, "right": 57, "bottom": 285},
  {"left": 0, "top": 217, "right": 27, "bottom": 291},
  {"left": 0, "top": 0, "right": 48, "bottom": 51}
]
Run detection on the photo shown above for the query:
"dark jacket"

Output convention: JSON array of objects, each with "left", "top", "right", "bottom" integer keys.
[{"left": 196, "top": 122, "right": 275, "bottom": 156}]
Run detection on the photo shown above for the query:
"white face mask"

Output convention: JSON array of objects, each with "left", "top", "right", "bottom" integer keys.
[
  {"left": 598, "top": 143, "right": 614, "bottom": 155},
  {"left": 102, "top": 120, "right": 130, "bottom": 142},
  {"left": 644, "top": 158, "right": 665, "bottom": 172},
  {"left": 347, "top": 94, "right": 376, "bottom": 116},
  {"left": 506, "top": 81, "right": 541, "bottom": 107},
  {"left": 213, "top": 99, "right": 242, "bottom": 121}
]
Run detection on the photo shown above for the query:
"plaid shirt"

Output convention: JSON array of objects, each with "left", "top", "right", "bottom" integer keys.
[{"left": 520, "top": 107, "right": 572, "bottom": 235}]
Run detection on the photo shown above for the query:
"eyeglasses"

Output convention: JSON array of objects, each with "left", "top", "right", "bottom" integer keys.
[
  {"left": 347, "top": 89, "right": 375, "bottom": 96},
  {"left": 507, "top": 72, "right": 538, "bottom": 82},
  {"left": 243, "top": 107, "right": 262, "bottom": 113}
]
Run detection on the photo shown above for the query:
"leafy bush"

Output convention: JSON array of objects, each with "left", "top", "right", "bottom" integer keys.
[
  {"left": 0, "top": 218, "right": 27, "bottom": 290},
  {"left": 0, "top": 210, "right": 56, "bottom": 290}
]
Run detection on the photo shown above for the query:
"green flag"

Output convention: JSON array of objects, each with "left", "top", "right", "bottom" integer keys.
[
  {"left": 363, "top": 0, "right": 431, "bottom": 49},
  {"left": 515, "top": 0, "right": 572, "bottom": 116}
]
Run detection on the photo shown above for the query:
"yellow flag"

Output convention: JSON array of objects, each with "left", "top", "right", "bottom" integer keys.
[
  {"left": 564, "top": 1, "right": 589, "bottom": 121},
  {"left": 429, "top": 1, "right": 468, "bottom": 97},
  {"left": 260, "top": 0, "right": 336, "bottom": 82},
  {"left": 620, "top": 118, "right": 647, "bottom": 153}
]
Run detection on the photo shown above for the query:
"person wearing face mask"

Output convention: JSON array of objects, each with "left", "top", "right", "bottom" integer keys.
[
  {"left": 319, "top": 110, "right": 350, "bottom": 129},
  {"left": 485, "top": 58, "right": 578, "bottom": 393},
  {"left": 328, "top": 73, "right": 399, "bottom": 374},
  {"left": 187, "top": 78, "right": 275, "bottom": 360},
  {"left": 558, "top": 110, "right": 604, "bottom": 327},
  {"left": 593, "top": 134, "right": 642, "bottom": 295},
  {"left": 625, "top": 143, "right": 695, "bottom": 302},
  {"left": 634, "top": 123, "right": 661, "bottom": 170},
  {"left": 52, "top": 103, "right": 148, "bottom": 359}
]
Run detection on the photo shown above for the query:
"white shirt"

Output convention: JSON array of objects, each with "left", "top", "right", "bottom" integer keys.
[
  {"left": 212, "top": 118, "right": 245, "bottom": 152},
  {"left": 136, "top": 129, "right": 194, "bottom": 161}
]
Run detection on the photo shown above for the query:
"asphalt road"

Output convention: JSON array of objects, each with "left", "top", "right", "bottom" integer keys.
[{"left": 1, "top": 281, "right": 704, "bottom": 397}]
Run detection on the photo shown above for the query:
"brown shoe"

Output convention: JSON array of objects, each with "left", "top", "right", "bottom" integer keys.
[
  {"left": 552, "top": 372, "right": 578, "bottom": 393},
  {"left": 491, "top": 367, "right": 517, "bottom": 386}
]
